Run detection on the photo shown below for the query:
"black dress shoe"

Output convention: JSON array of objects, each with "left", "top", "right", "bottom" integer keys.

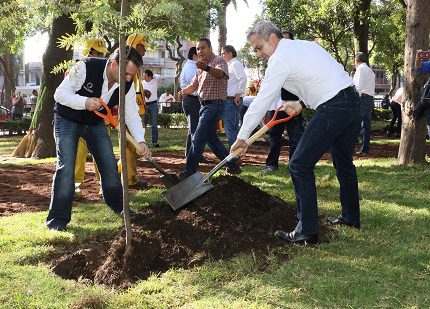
[
  {"left": 327, "top": 216, "right": 360, "bottom": 229},
  {"left": 119, "top": 209, "right": 138, "bottom": 218},
  {"left": 199, "top": 157, "right": 214, "bottom": 164},
  {"left": 48, "top": 224, "right": 67, "bottom": 232},
  {"left": 129, "top": 179, "right": 148, "bottom": 190},
  {"left": 274, "top": 230, "right": 318, "bottom": 244},
  {"left": 152, "top": 142, "right": 160, "bottom": 148}
]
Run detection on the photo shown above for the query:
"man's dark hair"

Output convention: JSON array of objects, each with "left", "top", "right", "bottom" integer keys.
[
  {"left": 355, "top": 52, "right": 368, "bottom": 63},
  {"left": 144, "top": 69, "right": 153, "bottom": 78},
  {"left": 222, "top": 45, "right": 237, "bottom": 58},
  {"left": 282, "top": 30, "right": 294, "bottom": 40},
  {"left": 111, "top": 46, "right": 143, "bottom": 67},
  {"left": 188, "top": 46, "right": 197, "bottom": 60},
  {"left": 197, "top": 38, "right": 212, "bottom": 48}
]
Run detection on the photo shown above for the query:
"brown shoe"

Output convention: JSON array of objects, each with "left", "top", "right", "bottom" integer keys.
[{"left": 225, "top": 166, "right": 242, "bottom": 175}]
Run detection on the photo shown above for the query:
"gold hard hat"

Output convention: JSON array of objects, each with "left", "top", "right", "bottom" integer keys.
[
  {"left": 82, "top": 38, "right": 108, "bottom": 57},
  {"left": 126, "top": 34, "right": 149, "bottom": 49}
]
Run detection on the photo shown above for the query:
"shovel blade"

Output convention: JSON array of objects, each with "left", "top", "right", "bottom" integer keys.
[
  {"left": 164, "top": 172, "right": 214, "bottom": 210},
  {"left": 160, "top": 173, "right": 180, "bottom": 189}
]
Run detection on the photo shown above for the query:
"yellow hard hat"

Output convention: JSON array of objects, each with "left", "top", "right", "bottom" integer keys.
[
  {"left": 126, "top": 34, "right": 149, "bottom": 49},
  {"left": 82, "top": 38, "right": 108, "bottom": 57}
]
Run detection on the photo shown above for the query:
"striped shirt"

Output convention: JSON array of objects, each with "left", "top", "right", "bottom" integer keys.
[{"left": 192, "top": 54, "right": 228, "bottom": 101}]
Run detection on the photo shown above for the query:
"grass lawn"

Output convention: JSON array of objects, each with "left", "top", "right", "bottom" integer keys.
[{"left": 0, "top": 127, "right": 429, "bottom": 308}]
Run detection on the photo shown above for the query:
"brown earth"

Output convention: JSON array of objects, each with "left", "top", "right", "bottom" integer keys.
[{"left": 51, "top": 175, "right": 333, "bottom": 288}]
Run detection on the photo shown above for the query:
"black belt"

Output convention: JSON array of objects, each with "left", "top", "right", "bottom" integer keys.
[
  {"left": 360, "top": 93, "right": 373, "bottom": 97},
  {"left": 187, "top": 95, "right": 198, "bottom": 98},
  {"left": 201, "top": 99, "right": 221, "bottom": 106},
  {"left": 146, "top": 100, "right": 157, "bottom": 105},
  {"left": 227, "top": 96, "right": 236, "bottom": 100}
]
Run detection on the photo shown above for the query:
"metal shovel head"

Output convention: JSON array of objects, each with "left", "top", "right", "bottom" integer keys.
[
  {"left": 160, "top": 173, "right": 180, "bottom": 189},
  {"left": 164, "top": 172, "right": 214, "bottom": 210}
]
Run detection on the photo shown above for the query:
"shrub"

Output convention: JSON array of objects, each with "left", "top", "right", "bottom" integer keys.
[{"left": 157, "top": 113, "right": 172, "bottom": 128}]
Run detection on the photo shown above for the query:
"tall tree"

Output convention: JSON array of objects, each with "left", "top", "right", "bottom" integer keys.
[
  {"left": 353, "top": 0, "right": 372, "bottom": 56},
  {"left": 397, "top": 0, "right": 430, "bottom": 165},
  {"left": 217, "top": 0, "right": 247, "bottom": 54},
  {"left": 32, "top": 13, "right": 76, "bottom": 158}
]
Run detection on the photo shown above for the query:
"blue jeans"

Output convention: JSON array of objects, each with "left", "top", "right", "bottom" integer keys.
[
  {"left": 145, "top": 102, "right": 158, "bottom": 144},
  {"left": 182, "top": 95, "right": 201, "bottom": 156},
  {"left": 222, "top": 98, "right": 241, "bottom": 149},
  {"left": 46, "top": 114, "right": 123, "bottom": 229},
  {"left": 289, "top": 87, "right": 360, "bottom": 235},
  {"left": 266, "top": 110, "right": 304, "bottom": 167},
  {"left": 357, "top": 96, "right": 374, "bottom": 153},
  {"left": 185, "top": 101, "right": 238, "bottom": 176}
]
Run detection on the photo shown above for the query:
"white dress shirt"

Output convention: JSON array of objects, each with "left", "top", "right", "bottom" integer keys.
[
  {"left": 226, "top": 58, "right": 247, "bottom": 97},
  {"left": 353, "top": 63, "right": 375, "bottom": 96},
  {"left": 180, "top": 59, "right": 198, "bottom": 96},
  {"left": 159, "top": 93, "right": 175, "bottom": 107},
  {"left": 391, "top": 87, "right": 403, "bottom": 103},
  {"left": 142, "top": 74, "right": 162, "bottom": 102},
  {"left": 54, "top": 60, "right": 145, "bottom": 143},
  {"left": 237, "top": 38, "right": 353, "bottom": 140}
]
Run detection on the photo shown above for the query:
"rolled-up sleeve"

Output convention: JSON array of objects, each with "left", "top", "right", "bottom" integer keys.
[{"left": 125, "top": 84, "right": 145, "bottom": 143}]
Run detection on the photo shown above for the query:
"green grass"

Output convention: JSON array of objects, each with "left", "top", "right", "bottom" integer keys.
[{"left": 1, "top": 130, "right": 430, "bottom": 308}]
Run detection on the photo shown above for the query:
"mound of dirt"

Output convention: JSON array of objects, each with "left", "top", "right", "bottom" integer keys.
[{"left": 52, "top": 175, "right": 328, "bottom": 287}]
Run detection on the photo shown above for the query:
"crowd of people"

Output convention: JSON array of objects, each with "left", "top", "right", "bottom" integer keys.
[{"left": 44, "top": 21, "right": 430, "bottom": 247}]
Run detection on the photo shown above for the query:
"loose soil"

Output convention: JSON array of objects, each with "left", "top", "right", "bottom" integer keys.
[{"left": 51, "top": 175, "right": 331, "bottom": 288}]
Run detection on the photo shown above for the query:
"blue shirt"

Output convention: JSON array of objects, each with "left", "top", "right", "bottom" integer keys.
[{"left": 416, "top": 61, "right": 430, "bottom": 73}]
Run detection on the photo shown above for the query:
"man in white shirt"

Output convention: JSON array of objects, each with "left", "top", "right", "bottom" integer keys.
[
  {"left": 387, "top": 87, "right": 403, "bottom": 137},
  {"left": 46, "top": 47, "right": 150, "bottom": 231},
  {"left": 221, "top": 45, "right": 247, "bottom": 148},
  {"left": 231, "top": 20, "right": 361, "bottom": 244},
  {"left": 158, "top": 88, "right": 175, "bottom": 114},
  {"left": 353, "top": 52, "right": 375, "bottom": 155},
  {"left": 143, "top": 69, "right": 163, "bottom": 147}
]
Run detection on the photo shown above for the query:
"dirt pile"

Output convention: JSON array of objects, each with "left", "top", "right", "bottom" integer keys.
[{"left": 52, "top": 175, "right": 325, "bottom": 287}]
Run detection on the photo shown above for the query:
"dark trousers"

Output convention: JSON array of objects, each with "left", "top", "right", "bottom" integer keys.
[
  {"left": 144, "top": 102, "right": 158, "bottom": 144},
  {"left": 289, "top": 88, "right": 360, "bottom": 235},
  {"left": 388, "top": 102, "right": 402, "bottom": 135},
  {"left": 47, "top": 114, "right": 123, "bottom": 229},
  {"left": 182, "top": 95, "right": 201, "bottom": 157},
  {"left": 356, "top": 96, "right": 374, "bottom": 153},
  {"left": 266, "top": 110, "right": 304, "bottom": 167},
  {"left": 185, "top": 101, "right": 238, "bottom": 176}
]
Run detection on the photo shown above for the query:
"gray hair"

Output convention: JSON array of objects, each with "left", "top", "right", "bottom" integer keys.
[
  {"left": 355, "top": 52, "right": 368, "bottom": 63},
  {"left": 247, "top": 20, "right": 283, "bottom": 41}
]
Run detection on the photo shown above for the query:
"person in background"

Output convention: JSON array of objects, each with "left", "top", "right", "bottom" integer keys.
[
  {"left": 179, "top": 38, "right": 241, "bottom": 178},
  {"left": 353, "top": 52, "right": 375, "bottom": 156},
  {"left": 232, "top": 20, "right": 360, "bottom": 244},
  {"left": 74, "top": 38, "right": 109, "bottom": 200},
  {"left": 387, "top": 87, "right": 403, "bottom": 138},
  {"left": 29, "top": 89, "right": 38, "bottom": 116},
  {"left": 220, "top": 44, "right": 247, "bottom": 149},
  {"left": 143, "top": 69, "right": 162, "bottom": 147},
  {"left": 47, "top": 47, "right": 149, "bottom": 231},
  {"left": 12, "top": 92, "right": 25, "bottom": 120},
  {"left": 159, "top": 88, "right": 175, "bottom": 114},
  {"left": 125, "top": 33, "right": 151, "bottom": 189}
]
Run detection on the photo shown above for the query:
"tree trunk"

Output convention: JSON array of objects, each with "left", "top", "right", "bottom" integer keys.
[
  {"left": 0, "top": 54, "right": 16, "bottom": 110},
  {"left": 218, "top": 0, "right": 230, "bottom": 55},
  {"left": 397, "top": 0, "right": 430, "bottom": 165},
  {"left": 32, "top": 14, "right": 76, "bottom": 158},
  {"left": 353, "top": 0, "right": 371, "bottom": 56}
]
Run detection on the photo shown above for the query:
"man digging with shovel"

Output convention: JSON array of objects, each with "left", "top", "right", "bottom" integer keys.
[
  {"left": 46, "top": 47, "right": 150, "bottom": 232},
  {"left": 231, "top": 21, "right": 361, "bottom": 244}
]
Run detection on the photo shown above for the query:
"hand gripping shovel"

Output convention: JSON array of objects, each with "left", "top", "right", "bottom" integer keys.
[
  {"left": 164, "top": 106, "right": 297, "bottom": 210},
  {"left": 93, "top": 99, "right": 179, "bottom": 188}
]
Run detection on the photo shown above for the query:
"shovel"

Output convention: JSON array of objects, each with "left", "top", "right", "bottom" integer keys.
[
  {"left": 164, "top": 106, "right": 297, "bottom": 210},
  {"left": 93, "top": 99, "right": 179, "bottom": 188}
]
